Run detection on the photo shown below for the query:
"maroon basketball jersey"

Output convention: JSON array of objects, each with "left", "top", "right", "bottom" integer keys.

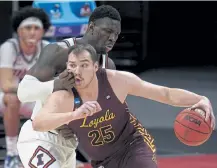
[{"left": 68, "top": 68, "right": 156, "bottom": 161}]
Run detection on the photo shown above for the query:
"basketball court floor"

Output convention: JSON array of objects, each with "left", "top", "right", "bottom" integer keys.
[{"left": 0, "top": 66, "right": 216, "bottom": 168}]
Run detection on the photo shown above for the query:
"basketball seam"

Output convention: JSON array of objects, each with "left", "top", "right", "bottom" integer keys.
[{"left": 175, "top": 120, "right": 209, "bottom": 134}]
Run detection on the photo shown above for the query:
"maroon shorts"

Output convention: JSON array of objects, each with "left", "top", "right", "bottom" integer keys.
[{"left": 91, "top": 137, "right": 158, "bottom": 168}]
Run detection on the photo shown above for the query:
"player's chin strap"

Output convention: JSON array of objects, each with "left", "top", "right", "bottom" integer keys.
[{"left": 71, "top": 87, "right": 83, "bottom": 110}]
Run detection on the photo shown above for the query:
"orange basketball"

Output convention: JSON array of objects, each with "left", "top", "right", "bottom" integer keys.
[{"left": 174, "top": 108, "right": 212, "bottom": 146}]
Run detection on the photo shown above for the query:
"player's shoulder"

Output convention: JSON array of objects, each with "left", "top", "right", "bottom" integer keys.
[
  {"left": 0, "top": 38, "right": 18, "bottom": 55},
  {"left": 49, "top": 90, "right": 73, "bottom": 103},
  {"left": 106, "top": 69, "right": 133, "bottom": 80},
  {"left": 56, "top": 37, "right": 76, "bottom": 48},
  {"left": 0, "top": 38, "right": 17, "bottom": 48},
  {"left": 52, "top": 90, "right": 71, "bottom": 98},
  {"left": 39, "top": 43, "right": 64, "bottom": 60}
]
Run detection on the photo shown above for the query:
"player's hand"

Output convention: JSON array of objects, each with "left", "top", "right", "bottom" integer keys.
[
  {"left": 191, "top": 96, "right": 215, "bottom": 130},
  {"left": 54, "top": 70, "right": 75, "bottom": 91},
  {"left": 74, "top": 101, "right": 102, "bottom": 119}
]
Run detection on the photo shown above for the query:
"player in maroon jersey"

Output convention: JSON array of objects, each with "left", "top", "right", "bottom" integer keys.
[{"left": 32, "top": 44, "right": 215, "bottom": 168}]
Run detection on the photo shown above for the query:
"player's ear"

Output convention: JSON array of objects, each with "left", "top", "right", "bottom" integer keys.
[
  {"left": 94, "top": 62, "right": 99, "bottom": 71},
  {"left": 87, "top": 21, "right": 94, "bottom": 33}
]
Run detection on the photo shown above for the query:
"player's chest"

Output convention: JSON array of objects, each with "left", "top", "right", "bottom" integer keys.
[
  {"left": 70, "top": 100, "right": 124, "bottom": 132},
  {"left": 13, "top": 54, "right": 38, "bottom": 70}
]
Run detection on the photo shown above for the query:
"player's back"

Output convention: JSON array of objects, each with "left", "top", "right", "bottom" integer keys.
[{"left": 68, "top": 68, "right": 154, "bottom": 161}]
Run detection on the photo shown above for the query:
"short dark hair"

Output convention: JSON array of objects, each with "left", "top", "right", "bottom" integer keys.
[
  {"left": 12, "top": 6, "right": 51, "bottom": 32},
  {"left": 68, "top": 44, "right": 98, "bottom": 63},
  {"left": 89, "top": 5, "right": 121, "bottom": 24}
]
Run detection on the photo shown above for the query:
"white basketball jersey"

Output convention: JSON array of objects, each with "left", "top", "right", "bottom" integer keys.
[{"left": 0, "top": 38, "right": 49, "bottom": 81}]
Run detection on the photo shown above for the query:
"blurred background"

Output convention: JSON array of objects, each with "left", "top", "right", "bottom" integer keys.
[{"left": 0, "top": 1, "right": 216, "bottom": 168}]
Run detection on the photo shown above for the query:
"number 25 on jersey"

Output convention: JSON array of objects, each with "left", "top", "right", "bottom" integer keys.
[{"left": 88, "top": 125, "right": 115, "bottom": 146}]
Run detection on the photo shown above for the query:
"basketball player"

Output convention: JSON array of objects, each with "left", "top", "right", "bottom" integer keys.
[
  {"left": 0, "top": 7, "right": 50, "bottom": 168},
  {"left": 17, "top": 5, "right": 121, "bottom": 168},
  {"left": 30, "top": 44, "right": 215, "bottom": 168},
  {"left": 18, "top": 5, "right": 120, "bottom": 103}
]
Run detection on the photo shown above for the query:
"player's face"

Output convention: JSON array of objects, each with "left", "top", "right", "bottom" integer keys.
[
  {"left": 89, "top": 17, "right": 121, "bottom": 53},
  {"left": 18, "top": 24, "right": 44, "bottom": 47},
  {"left": 67, "top": 51, "right": 99, "bottom": 89}
]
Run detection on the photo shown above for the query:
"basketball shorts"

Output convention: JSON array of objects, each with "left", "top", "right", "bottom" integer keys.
[
  {"left": 17, "top": 120, "right": 78, "bottom": 168},
  {"left": 0, "top": 92, "right": 35, "bottom": 118},
  {"left": 91, "top": 137, "right": 158, "bottom": 168}
]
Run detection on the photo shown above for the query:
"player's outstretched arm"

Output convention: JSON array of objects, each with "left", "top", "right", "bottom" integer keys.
[
  {"left": 120, "top": 71, "right": 215, "bottom": 129},
  {"left": 17, "top": 44, "right": 68, "bottom": 102},
  {"left": 117, "top": 71, "right": 204, "bottom": 106},
  {"left": 32, "top": 90, "right": 101, "bottom": 132}
]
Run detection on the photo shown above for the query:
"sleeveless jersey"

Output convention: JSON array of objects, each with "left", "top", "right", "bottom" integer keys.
[
  {"left": 0, "top": 38, "right": 49, "bottom": 81},
  {"left": 56, "top": 37, "right": 77, "bottom": 48},
  {"left": 68, "top": 68, "right": 157, "bottom": 161}
]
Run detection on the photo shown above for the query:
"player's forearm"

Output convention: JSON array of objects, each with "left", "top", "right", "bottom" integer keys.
[
  {"left": 167, "top": 88, "right": 204, "bottom": 107},
  {"left": 32, "top": 110, "right": 81, "bottom": 132},
  {"left": 17, "top": 75, "right": 54, "bottom": 102},
  {"left": 1, "top": 81, "right": 18, "bottom": 93},
  {"left": 32, "top": 112, "right": 74, "bottom": 132}
]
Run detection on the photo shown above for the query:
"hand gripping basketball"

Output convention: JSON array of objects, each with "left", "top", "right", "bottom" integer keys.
[
  {"left": 74, "top": 101, "right": 102, "bottom": 119},
  {"left": 191, "top": 97, "right": 215, "bottom": 130}
]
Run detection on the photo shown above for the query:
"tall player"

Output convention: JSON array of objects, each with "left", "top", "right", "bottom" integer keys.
[
  {"left": 17, "top": 5, "right": 121, "bottom": 168},
  {"left": 17, "top": 5, "right": 121, "bottom": 104},
  {"left": 0, "top": 6, "right": 50, "bottom": 168},
  {"left": 31, "top": 44, "right": 215, "bottom": 168}
]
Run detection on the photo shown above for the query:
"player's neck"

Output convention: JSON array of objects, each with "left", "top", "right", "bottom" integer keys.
[
  {"left": 76, "top": 75, "right": 98, "bottom": 100},
  {"left": 19, "top": 39, "right": 37, "bottom": 55},
  {"left": 78, "top": 34, "right": 92, "bottom": 44}
]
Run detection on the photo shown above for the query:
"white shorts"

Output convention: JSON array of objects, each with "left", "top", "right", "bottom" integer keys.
[
  {"left": 0, "top": 92, "right": 35, "bottom": 118},
  {"left": 17, "top": 120, "right": 78, "bottom": 168}
]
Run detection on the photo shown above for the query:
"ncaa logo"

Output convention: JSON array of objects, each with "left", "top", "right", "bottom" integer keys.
[{"left": 74, "top": 98, "right": 80, "bottom": 105}]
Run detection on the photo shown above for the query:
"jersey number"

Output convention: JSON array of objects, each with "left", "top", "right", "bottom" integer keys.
[{"left": 88, "top": 125, "right": 115, "bottom": 146}]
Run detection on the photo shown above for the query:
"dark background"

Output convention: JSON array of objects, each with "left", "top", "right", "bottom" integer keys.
[{"left": 1, "top": 1, "right": 217, "bottom": 69}]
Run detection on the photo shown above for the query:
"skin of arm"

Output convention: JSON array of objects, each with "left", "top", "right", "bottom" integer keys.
[
  {"left": 0, "top": 68, "right": 18, "bottom": 93},
  {"left": 32, "top": 90, "right": 78, "bottom": 132},
  {"left": 108, "top": 70, "right": 204, "bottom": 107},
  {"left": 0, "top": 42, "right": 19, "bottom": 93}
]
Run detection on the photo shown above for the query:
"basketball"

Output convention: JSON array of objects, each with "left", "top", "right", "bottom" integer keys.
[{"left": 174, "top": 108, "right": 212, "bottom": 146}]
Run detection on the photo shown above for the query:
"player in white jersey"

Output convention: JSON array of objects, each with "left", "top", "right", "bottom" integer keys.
[
  {"left": 17, "top": 5, "right": 121, "bottom": 168},
  {"left": 0, "top": 7, "right": 50, "bottom": 168}
]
